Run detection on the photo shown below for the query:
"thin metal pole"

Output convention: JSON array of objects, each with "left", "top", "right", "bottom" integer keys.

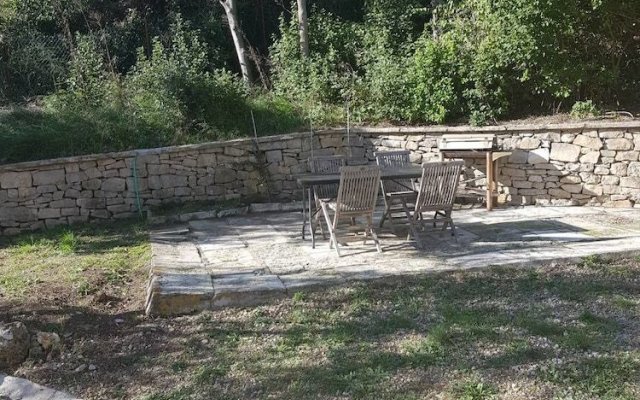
[
  {"left": 309, "top": 119, "right": 314, "bottom": 159},
  {"left": 346, "top": 100, "right": 351, "bottom": 157},
  {"left": 250, "top": 110, "right": 258, "bottom": 141}
]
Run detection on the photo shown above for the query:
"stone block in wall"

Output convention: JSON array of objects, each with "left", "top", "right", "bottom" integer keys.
[
  {"left": 36, "top": 185, "right": 57, "bottom": 194},
  {"left": 148, "top": 164, "right": 171, "bottom": 175},
  {"left": 265, "top": 150, "right": 283, "bottom": 163},
  {"left": 560, "top": 133, "right": 575, "bottom": 143},
  {"left": 573, "top": 135, "right": 603, "bottom": 150},
  {"left": 579, "top": 173, "right": 600, "bottom": 184},
  {"left": 518, "top": 137, "right": 541, "bottom": 150},
  {"left": 582, "top": 184, "right": 603, "bottom": 196},
  {"left": 604, "top": 200, "right": 634, "bottom": 208},
  {"left": 600, "top": 150, "right": 616, "bottom": 157},
  {"left": 152, "top": 188, "right": 175, "bottom": 199},
  {"left": 0, "top": 172, "right": 32, "bottom": 189},
  {"left": 548, "top": 188, "right": 571, "bottom": 199},
  {"left": 50, "top": 199, "right": 76, "bottom": 208},
  {"left": 579, "top": 152, "right": 600, "bottom": 164},
  {"left": 105, "top": 160, "right": 126, "bottom": 170},
  {"left": 61, "top": 208, "right": 78, "bottom": 217},
  {"left": 33, "top": 169, "right": 64, "bottom": 186},
  {"left": 602, "top": 185, "right": 619, "bottom": 195},
  {"left": 175, "top": 187, "right": 191, "bottom": 197},
  {"left": 77, "top": 198, "right": 106, "bottom": 209},
  {"left": 601, "top": 175, "right": 620, "bottom": 185},
  {"left": 518, "top": 189, "right": 547, "bottom": 196},
  {"left": 501, "top": 167, "right": 526, "bottom": 177},
  {"left": 508, "top": 150, "right": 528, "bottom": 164},
  {"left": 527, "top": 175, "right": 542, "bottom": 183},
  {"left": 620, "top": 177, "right": 640, "bottom": 189},
  {"left": 107, "top": 204, "right": 132, "bottom": 213},
  {"left": 84, "top": 168, "right": 102, "bottom": 179},
  {"left": 0, "top": 206, "right": 36, "bottom": 222},
  {"left": 80, "top": 179, "right": 100, "bottom": 190},
  {"left": 197, "top": 153, "right": 216, "bottom": 167},
  {"left": 97, "top": 158, "right": 116, "bottom": 167},
  {"left": 148, "top": 176, "right": 162, "bottom": 190},
  {"left": 37, "top": 208, "right": 61, "bottom": 219},
  {"left": 65, "top": 171, "right": 87, "bottom": 184},
  {"left": 17, "top": 187, "right": 36, "bottom": 200},
  {"left": 561, "top": 184, "right": 582, "bottom": 193},
  {"left": 528, "top": 148, "right": 550, "bottom": 164},
  {"left": 224, "top": 147, "right": 245, "bottom": 157},
  {"left": 78, "top": 161, "right": 96, "bottom": 170},
  {"left": 550, "top": 143, "right": 580, "bottom": 162},
  {"left": 160, "top": 175, "right": 188, "bottom": 189},
  {"left": 599, "top": 131, "right": 624, "bottom": 139},
  {"left": 605, "top": 138, "right": 633, "bottom": 151},
  {"left": 593, "top": 165, "right": 609, "bottom": 175},
  {"left": 102, "top": 177, "right": 126, "bottom": 192},
  {"left": 512, "top": 180, "right": 533, "bottom": 189},
  {"left": 91, "top": 210, "right": 110, "bottom": 219},
  {"left": 615, "top": 151, "right": 639, "bottom": 162},
  {"left": 627, "top": 162, "right": 640, "bottom": 177}
]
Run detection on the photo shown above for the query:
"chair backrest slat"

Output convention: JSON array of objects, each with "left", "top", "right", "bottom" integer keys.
[
  {"left": 375, "top": 150, "right": 413, "bottom": 194},
  {"left": 415, "top": 161, "right": 463, "bottom": 211},
  {"left": 309, "top": 155, "right": 346, "bottom": 199},
  {"left": 335, "top": 165, "right": 381, "bottom": 216}
]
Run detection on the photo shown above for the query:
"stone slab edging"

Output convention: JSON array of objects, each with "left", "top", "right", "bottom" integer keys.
[
  {"left": 0, "top": 374, "right": 78, "bottom": 400},
  {"left": 2, "top": 120, "right": 639, "bottom": 172},
  {"left": 147, "top": 201, "right": 303, "bottom": 225}
]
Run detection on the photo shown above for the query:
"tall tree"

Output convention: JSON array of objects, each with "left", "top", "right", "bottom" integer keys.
[
  {"left": 297, "top": 0, "right": 309, "bottom": 57},
  {"left": 219, "top": 0, "right": 253, "bottom": 83}
]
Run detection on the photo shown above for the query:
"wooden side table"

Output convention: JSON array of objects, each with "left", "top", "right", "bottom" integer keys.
[{"left": 439, "top": 150, "right": 512, "bottom": 211}]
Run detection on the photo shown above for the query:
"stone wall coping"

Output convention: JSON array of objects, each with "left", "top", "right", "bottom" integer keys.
[{"left": 1, "top": 120, "right": 638, "bottom": 172}]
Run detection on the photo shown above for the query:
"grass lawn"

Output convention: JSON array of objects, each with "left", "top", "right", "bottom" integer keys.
[{"left": 1, "top": 223, "right": 640, "bottom": 399}]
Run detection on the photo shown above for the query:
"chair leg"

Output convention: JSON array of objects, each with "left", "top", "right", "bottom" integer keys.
[
  {"left": 320, "top": 202, "right": 340, "bottom": 256},
  {"left": 379, "top": 203, "right": 389, "bottom": 228},
  {"left": 367, "top": 215, "right": 382, "bottom": 253}
]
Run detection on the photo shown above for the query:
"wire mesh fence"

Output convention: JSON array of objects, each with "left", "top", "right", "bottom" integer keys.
[{"left": 0, "top": 32, "right": 71, "bottom": 102}]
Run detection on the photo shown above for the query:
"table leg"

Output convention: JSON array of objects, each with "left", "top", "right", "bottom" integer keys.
[
  {"left": 309, "top": 188, "right": 315, "bottom": 248},
  {"left": 486, "top": 151, "right": 493, "bottom": 211},
  {"left": 493, "top": 159, "right": 499, "bottom": 206},
  {"left": 301, "top": 185, "right": 307, "bottom": 240}
]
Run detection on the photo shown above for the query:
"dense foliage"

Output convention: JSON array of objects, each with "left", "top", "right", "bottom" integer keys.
[{"left": 0, "top": 0, "right": 639, "bottom": 162}]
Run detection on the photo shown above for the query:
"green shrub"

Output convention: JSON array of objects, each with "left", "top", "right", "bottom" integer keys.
[{"left": 570, "top": 100, "right": 600, "bottom": 119}]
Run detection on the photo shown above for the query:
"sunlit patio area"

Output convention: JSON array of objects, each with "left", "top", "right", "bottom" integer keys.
[{"left": 146, "top": 205, "right": 640, "bottom": 315}]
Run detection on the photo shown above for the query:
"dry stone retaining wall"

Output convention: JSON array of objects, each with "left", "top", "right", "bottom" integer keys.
[{"left": 1, "top": 121, "right": 640, "bottom": 235}]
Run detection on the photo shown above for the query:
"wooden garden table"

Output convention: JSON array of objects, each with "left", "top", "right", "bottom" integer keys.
[{"left": 296, "top": 166, "right": 423, "bottom": 248}]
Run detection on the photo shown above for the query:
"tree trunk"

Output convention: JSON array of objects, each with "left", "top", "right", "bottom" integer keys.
[
  {"left": 297, "top": 0, "right": 309, "bottom": 57},
  {"left": 219, "top": 0, "right": 253, "bottom": 84}
]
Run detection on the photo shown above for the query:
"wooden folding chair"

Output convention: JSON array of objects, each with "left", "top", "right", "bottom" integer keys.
[
  {"left": 405, "top": 161, "right": 463, "bottom": 247},
  {"left": 308, "top": 155, "right": 346, "bottom": 243},
  {"left": 319, "top": 165, "right": 382, "bottom": 257},
  {"left": 375, "top": 150, "right": 417, "bottom": 228}
]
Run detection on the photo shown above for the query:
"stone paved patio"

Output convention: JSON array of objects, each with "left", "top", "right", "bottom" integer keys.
[{"left": 145, "top": 206, "right": 640, "bottom": 316}]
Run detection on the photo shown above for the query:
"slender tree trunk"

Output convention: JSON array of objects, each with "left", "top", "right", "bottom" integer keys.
[
  {"left": 297, "top": 0, "right": 309, "bottom": 57},
  {"left": 431, "top": 0, "right": 440, "bottom": 39},
  {"left": 219, "top": 0, "right": 253, "bottom": 84}
]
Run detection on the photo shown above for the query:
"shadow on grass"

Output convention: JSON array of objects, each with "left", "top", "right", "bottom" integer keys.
[
  {"left": 2, "top": 255, "right": 640, "bottom": 399},
  {"left": 0, "top": 218, "right": 148, "bottom": 253}
]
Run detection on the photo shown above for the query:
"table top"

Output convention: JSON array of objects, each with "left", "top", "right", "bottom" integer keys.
[
  {"left": 441, "top": 150, "right": 512, "bottom": 161},
  {"left": 296, "top": 166, "right": 423, "bottom": 187}
]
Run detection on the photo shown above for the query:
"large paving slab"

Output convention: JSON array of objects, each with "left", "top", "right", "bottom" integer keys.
[
  {"left": 145, "top": 206, "right": 640, "bottom": 315},
  {"left": 0, "top": 374, "right": 78, "bottom": 400}
]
